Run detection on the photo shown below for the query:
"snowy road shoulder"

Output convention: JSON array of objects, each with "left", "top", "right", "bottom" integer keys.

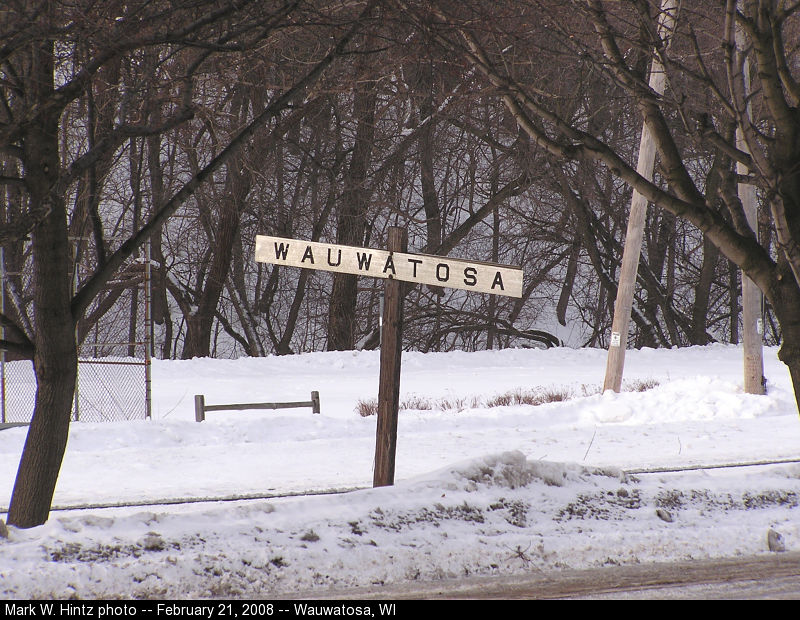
[{"left": 1, "top": 451, "right": 798, "bottom": 599}]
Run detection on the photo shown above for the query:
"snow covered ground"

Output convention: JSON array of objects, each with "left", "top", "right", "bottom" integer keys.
[{"left": 1, "top": 344, "right": 799, "bottom": 599}]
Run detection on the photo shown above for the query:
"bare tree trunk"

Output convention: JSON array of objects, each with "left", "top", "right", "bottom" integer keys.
[
  {"left": 7, "top": 40, "right": 77, "bottom": 528},
  {"left": 771, "top": 267, "right": 800, "bottom": 410},
  {"left": 182, "top": 177, "right": 249, "bottom": 358},
  {"left": 418, "top": 61, "right": 442, "bottom": 254},
  {"left": 487, "top": 202, "right": 500, "bottom": 349},
  {"left": 557, "top": 240, "right": 580, "bottom": 327},
  {"left": 183, "top": 88, "right": 252, "bottom": 359},
  {"left": 691, "top": 236, "right": 719, "bottom": 345},
  {"left": 277, "top": 173, "right": 338, "bottom": 355},
  {"left": 486, "top": 155, "right": 500, "bottom": 349},
  {"left": 146, "top": 128, "right": 173, "bottom": 360},
  {"left": 128, "top": 138, "right": 144, "bottom": 357},
  {"left": 327, "top": 65, "right": 377, "bottom": 351},
  {"left": 729, "top": 260, "right": 740, "bottom": 344}
]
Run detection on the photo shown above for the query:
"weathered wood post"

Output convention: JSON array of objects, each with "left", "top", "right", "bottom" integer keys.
[
  {"left": 373, "top": 226, "right": 407, "bottom": 487},
  {"left": 194, "top": 394, "right": 206, "bottom": 423}
]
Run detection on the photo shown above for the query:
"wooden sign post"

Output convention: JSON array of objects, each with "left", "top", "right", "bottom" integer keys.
[
  {"left": 255, "top": 228, "right": 523, "bottom": 487},
  {"left": 373, "top": 227, "right": 406, "bottom": 486}
]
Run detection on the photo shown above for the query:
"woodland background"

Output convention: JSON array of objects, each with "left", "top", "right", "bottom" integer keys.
[
  {"left": 3, "top": 0, "right": 774, "bottom": 364},
  {"left": 3, "top": 0, "right": 799, "bottom": 527}
]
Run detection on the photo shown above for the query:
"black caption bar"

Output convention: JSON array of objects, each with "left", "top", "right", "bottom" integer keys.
[{"left": 6, "top": 601, "right": 428, "bottom": 619}]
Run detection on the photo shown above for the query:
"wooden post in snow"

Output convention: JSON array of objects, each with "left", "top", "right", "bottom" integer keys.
[
  {"left": 736, "top": 12, "right": 765, "bottom": 394},
  {"left": 603, "top": 0, "right": 677, "bottom": 393},
  {"left": 373, "top": 226, "right": 407, "bottom": 487}
]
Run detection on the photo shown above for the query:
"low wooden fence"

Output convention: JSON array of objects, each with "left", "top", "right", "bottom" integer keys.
[{"left": 194, "top": 391, "right": 320, "bottom": 422}]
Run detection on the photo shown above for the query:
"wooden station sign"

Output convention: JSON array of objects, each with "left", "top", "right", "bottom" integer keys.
[
  {"left": 255, "top": 228, "right": 524, "bottom": 489},
  {"left": 255, "top": 235, "right": 523, "bottom": 298}
]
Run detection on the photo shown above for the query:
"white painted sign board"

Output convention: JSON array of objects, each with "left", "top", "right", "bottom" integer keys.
[{"left": 255, "top": 235, "right": 523, "bottom": 298}]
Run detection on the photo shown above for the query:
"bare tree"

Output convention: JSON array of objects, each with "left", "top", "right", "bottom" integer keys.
[
  {"left": 0, "top": 0, "right": 378, "bottom": 528},
  {"left": 395, "top": 0, "right": 800, "bottom": 410}
]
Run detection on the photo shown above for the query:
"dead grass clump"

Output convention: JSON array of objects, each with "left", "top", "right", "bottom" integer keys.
[
  {"left": 623, "top": 378, "right": 660, "bottom": 392},
  {"left": 354, "top": 380, "right": 654, "bottom": 417},
  {"left": 401, "top": 394, "right": 435, "bottom": 411},
  {"left": 485, "top": 387, "right": 574, "bottom": 408},
  {"left": 436, "top": 396, "right": 482, "bottom": 411},
  {"left": 581, "top": 384, "right": 602, "bottom": 397},
  {"left": 356, "top": 399, "right": 378, "bottom": 417},
  {"left": 355, "top": 394, "right": 481, "bottom": 416},
  {"left": 537, "top": 387, "right": 574, "bottom": 404}
]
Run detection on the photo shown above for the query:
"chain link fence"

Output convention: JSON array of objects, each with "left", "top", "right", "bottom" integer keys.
[
  {"left": 0, "top": 343, "right": 151, "bottom": 424},
  {"left": 74, "top": 343, "right": 151, "bottom": 422},
  {"left": 0, "top": 358, "right": 36, "bottom": 424},
  {"left": 1, "top": 244, "right": 153, "bottom": 425}
]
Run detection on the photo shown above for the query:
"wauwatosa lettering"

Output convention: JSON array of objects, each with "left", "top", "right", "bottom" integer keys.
[{"left": 255, "top": 235, "right": 523, "bottom": 298}]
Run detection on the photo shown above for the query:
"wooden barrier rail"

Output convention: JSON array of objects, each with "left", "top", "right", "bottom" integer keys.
[{"left": 194, "top": 391, "right": 320, "bottom": 422}]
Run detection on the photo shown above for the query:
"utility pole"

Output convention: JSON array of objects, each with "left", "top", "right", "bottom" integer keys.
[
  {"left": 603, "top": 0, "right": 678, "bottom": 392},
  {"left": 735, "top": 8, "right": 765, "bottom": 394}
]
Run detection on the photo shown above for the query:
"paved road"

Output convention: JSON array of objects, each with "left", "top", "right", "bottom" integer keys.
[{"left": 308, "top": 552, "right": 800, "bottom": 600}]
